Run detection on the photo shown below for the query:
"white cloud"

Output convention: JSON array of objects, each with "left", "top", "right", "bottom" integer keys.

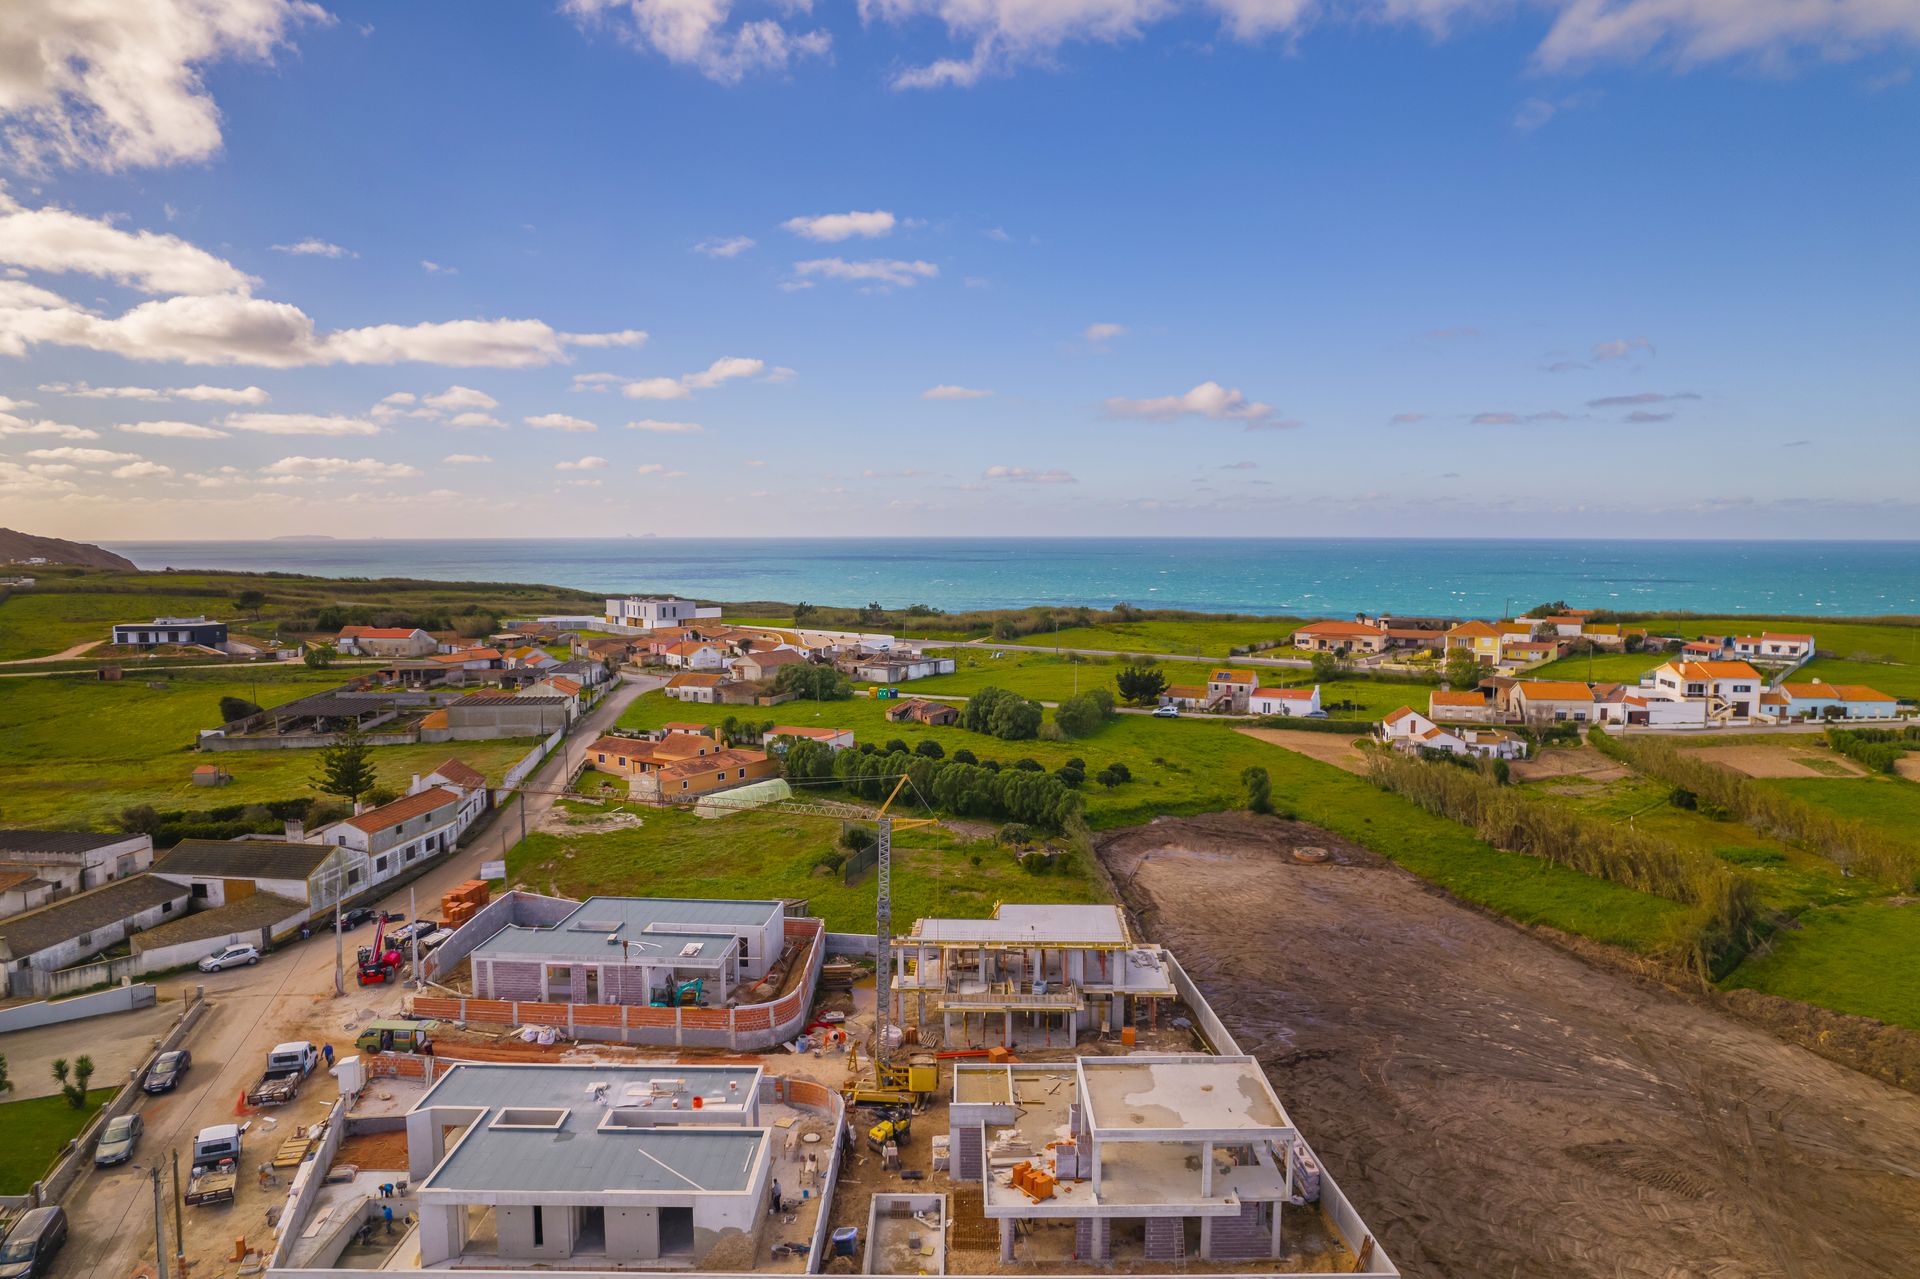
[
  {"left": 560, "top": 329, "right": 647, "bottom": 348},
  {"left": 555, "top": 455, "right": 609, "bottom": 471},
  {"left": 444, "top": 453, "right": 493, "bottom": 464},
  {"left": 420, "top": 260, "right": 456, "bottom": 275},
  {"left": 1536, "top": 0, "right": 1920, "bottom": 69},
  {"left": 0, "top": 395, "right": 32, "bottom": 411},
  {"left": 423, "top": 385, "right": 498, "bottom": 411},
  {"left": 261, "top": 455, "right": 420, "bottom": 480},
  {"left": 1104, "top": 381, "right": 1277, "bottom": 424},
  {"left": 0, "top": 460, "right": 78, "bottom": 495},
  {"left": 627, "top": 419, "right": 704, "bottom": 433},
  {"left": 0, "top": 201, "right": 257, "bottom": 293},
  {"left": 527, "top": 413, "right": 599, "bottom": 432},
  {"left": 619, "top": 356, "right": 767, "bottom": 400},
  {"left": 923, "top": 384, "right": 991, "bottom": 400},
  {"left": 695, "top": 236, "right": 756, "bottom": 258},
  {"left": 1592, "top": 335, "right": 1655, "bottom": 361},
  {"left": 571, "top": 372, "right": 626, "bottom": 392},
  {"left": 782, "top": 210, "right": 897, "bottom": 241},
  {"left": 225, "top": 412, "right": 381, "bottom": 436},
  {"left": 635, "top": 462, "right": 666, "bottom": 475},
  {"left": 446, "top": 412, "right": 505, "bottom": 428},
  {"left": 26, "top": 445, "right": 140, "bottom": 464},
  {"left": 272, "top": 238, "right": 354, "bottom": 258},
  {"left": 117, "top": 419, "right": 229, "bottom": 439},
  {"left": 562, "top": 0, "right": 830, "bottom": 84},
  {"left": 0, "top": 414, "right": 98, "bottom": 439},
  {"left": 681, "top": 356, "right": 764, "bottom": 389},
  {"left": 984, "top": 465, "right": 1076, "bottom": 484},
  {"left": 0, "top": 0, "right": 325, "bottom": 171},
  {"left": 792, "top": 257, "right": 937, "bottom": 289},
  {"left": 1083, "top": 321, "right": 1127, "bottom": 349},
  {"left": 112, "top": 460, "right": 173, "bottom": 479},
  {"left": 41, "top": 381, "right": 269, "bottom": 404}
]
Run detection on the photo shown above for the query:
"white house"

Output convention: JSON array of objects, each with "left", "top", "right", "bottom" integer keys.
[
  {"left": 1732, "top": 633, "right": 1816, "bottom": 662},
  {"left": 664, "top": 672, "right": 728, "bottom": 703},
  {"left": 1647, "top": 660, "right": 1765, "bottom": 722},
  {"left": 1506, "top": 680, "right": 1599, "bottom": 723},
  {"left": 1380, "top": 706, "right": 1438, "bottom": 743},
  {"left": 1250, "top": 685, "right": 1321, "bottom": 717},
  {"left": 335, "top": 626, "right": 437, "bottom": 657},
  {"left": 1770, "top": 681, "right": 1899, "bottom": 721},
  {"left": 315, "top": 762, "right": 489, "bottom": 888},
  {"left": 604, "top": 595, "right": 723, "bottom": 630},
  {"left": 1428, "top": 689, "right": 1494, "bottom": 722},
  {"left": 0, "top": 830, "right": 154, "bottom": 890},
  {"left": 762, "top": 725, "right": 856, "bottom": 751},
  {"left": 662, "top": 641, "right": 727, "bottom": 671}
]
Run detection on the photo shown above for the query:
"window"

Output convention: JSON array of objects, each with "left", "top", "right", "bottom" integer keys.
[
  {"left": 77, "top": 931, "right": 92, "bottom": 946},
  {"left": 374, "top": 856, "right": 389, "bottom": 875},
  {"left": 191, "top": 883, "right": 210, "bottom": 899},
  {"left": 531, "top": 1206, "right": 545, "bottom": 1248}
]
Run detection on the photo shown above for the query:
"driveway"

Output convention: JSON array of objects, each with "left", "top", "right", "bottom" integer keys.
[
  {"left": 46, "top": 673, "right": 659, "bottom": 1279},
  {"left": 0, "top": 1000, "right": 182, "bottom": 1099}
]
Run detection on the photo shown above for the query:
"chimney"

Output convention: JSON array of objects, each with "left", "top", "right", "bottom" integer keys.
[
  {"left": 409, "top": 773, "right": 423, "bottom": 795},
  {"left": 284, "top": 818, "right": 305, "bottom": 843}
]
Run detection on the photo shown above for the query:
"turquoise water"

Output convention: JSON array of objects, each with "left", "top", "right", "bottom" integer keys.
[{"left": 107, "top": 537, "right": 1920, "bottom": 619}]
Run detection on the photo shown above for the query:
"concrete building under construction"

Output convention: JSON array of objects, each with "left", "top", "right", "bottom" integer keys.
[{"left": 885, "top": 904, "right": 1177, "bottom": 1049}]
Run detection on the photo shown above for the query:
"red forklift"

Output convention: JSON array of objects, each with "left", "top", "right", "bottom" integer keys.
[{"left": 356, "top": 913, "right": 404, "bottom": 985}]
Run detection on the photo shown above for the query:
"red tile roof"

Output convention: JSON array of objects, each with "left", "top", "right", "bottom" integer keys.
[
  {"left": 343, "top": 786, "right": 460, "bottom": 833},
  {"left": 431, "top": 758, "right": 486, "bottom": 790}
]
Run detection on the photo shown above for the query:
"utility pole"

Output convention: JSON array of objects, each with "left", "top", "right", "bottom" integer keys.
[
  {"left": 149, "top": 1166, "right": 170, "bottom": 1279},
  {"left": 333, "top": 886, "right": 345, "bottom": 998},
  {"left": 171, "top": 1149, "right": 186, "bottom": 1278},
  {"left": 408, "top": 885, "right": 420, "bottom": 988}
]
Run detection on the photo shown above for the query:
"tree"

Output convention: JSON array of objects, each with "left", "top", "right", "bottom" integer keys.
[
  {"left": 219, "top": 696, "right": 262, "bottom": 724},
  {"left": 119, "top": 804, "right": 162, "bottom": 835},
  {"left": 913, "top": 739, "right": 944, "bottom": 760},
  {"left": 859, "top": 601, "right": 890, "bottom": 627},
  {"left": 1241, "top": 765, "right": 1274, "bottom": 814},
  {"left": 1443, "top": 645, "right": 1482, "bottom": 691},
  {"left": 234, "top": 589, "right": 266, "bottom": 612},
  {"left": 1054, "top": 689, "right": 1115, "bottom": 738},
  {"left": 792, "top": 601, "right": 817, "bottom": 627},
  {"left": 316, "top": 723, "right": 377, "bottom": 807},
  {"left": 772, "top": 662, "right": 852, "bottom": 701},
  {"left": 52, "top": 1055, "right": 93, "bottom": 1109},
  {"left": 988, "top": 696, "right": 1042, "bottom": 741},
  {"left": 0, "top": 1052, "right": 11, "bottom": 1094},
  {"left": 783, "top": 739, "right": 835, "bottom": 783},
  {"left": 1309, "top": 651, "right": 1347, "bottom": 683},
  {"left": 304, "top": 643, "right": 335, "bottom": 670},
  {"left": 1114, "top": 664, "right": 1168, "bottom": 706}
]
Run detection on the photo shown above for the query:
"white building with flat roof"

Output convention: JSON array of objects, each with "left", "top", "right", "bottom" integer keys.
[
  {"left": 405, "top": 1063, "right": 771, "bottom": 1268},
  {"left": 603, "top": 596, "right": 723, "bottom": 630}
]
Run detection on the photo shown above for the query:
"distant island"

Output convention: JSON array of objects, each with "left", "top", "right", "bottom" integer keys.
[
  {"left": 0, "top": 528, "right": 136, "bottom": 571},
  {"left": 272, "top": 534, "right": 337, "bottom": 541}
]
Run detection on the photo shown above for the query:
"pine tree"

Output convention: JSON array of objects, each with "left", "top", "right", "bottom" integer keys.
[{"left": 316, "top": 723, "right": 377, "bottom": 806}]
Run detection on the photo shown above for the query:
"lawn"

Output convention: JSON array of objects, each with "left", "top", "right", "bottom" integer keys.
[
  {"left": 0, "top": 1088, "right": 116, "bottom": 1195},
  {"left": 0, "top": 669, "right": 537, "bottom": 828},
  {"left": 1724, "top": 902, "right": 1920, "bottom": 1031},
  {"left": 617, "top": 690, "right": 1682, "bottom": 952},
  {"left": 0, "top": 589, "right": 243, "bottom": 661},
  {"left": 1001, "top": 617, "right": 1300, "bottom": 657},
  {"left": 1657, "top": 617, "right": 1920, "bottom": 665},
  {"left": 1524, "top": 651, "right": 1665, "bottom": 683},
  {"left": 509, "top": 804, "right": 1108, "bottom": 933},
  {"left": 905, "top": 651, "right": 1220, "bottom": 702},
  {"left": 1792, "top": 658, "right": 1920, "bottom": 701},
  {"left": 1761, "top": 776, "right": 1920, "bottom": 830}
]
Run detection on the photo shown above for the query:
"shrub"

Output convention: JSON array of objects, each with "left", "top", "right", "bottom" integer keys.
[
  {"left": 218, "top": 696, "right": 261, "bottom": 724},
  {"left": 997, "top": 823, "right": 1034, "bottom": 846},
  {"left": 885, "top": 738, "right": 910, "bottom": 755},
  {"left": 951, "top": 748, "right": 977, "bottom": 765},
  {"left": 813, "top": 848, "right": 847, "bottom": 873},
  {"left": 1054, "top": 689, "right": 1116, "bottom": 738},
  {"left": 840, "top": 825, "right": 876, "bottom": 854},
  {"left": 1241, "top": 765, "right": 1273, "bottom": 814},
  {"left": 1012, "top": 758, "right": 1044, "bottom": 772},
  {"left": 961, "top": 687, "right": 1043, "bottom": 740},
  {"left": 914, "top": 740, "right": 945, "bottom": 759}
]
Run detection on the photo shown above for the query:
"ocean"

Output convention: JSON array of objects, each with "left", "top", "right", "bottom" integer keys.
[{"left": 104, "top": 537, "right": 1920, "bottom": 620}]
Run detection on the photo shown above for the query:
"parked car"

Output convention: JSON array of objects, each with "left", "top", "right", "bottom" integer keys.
[
  {"left": 93, "top": 1114, "right": 143, "bottom": 1166},
  {"left": 1152, "top": 704, "right": 1180, "bottom": 718},
  {"left": 144, "top": 1049, "right": 191, "bottom": 1094},
  {"left": 198, "top": 943, "right": 261, "bottom": 972},
  {"left": 0, "top": 1206, "right": 67, "bottom": 1279},
  {"left": 333, "top": 906, "right": 377, "bottom": 931}
]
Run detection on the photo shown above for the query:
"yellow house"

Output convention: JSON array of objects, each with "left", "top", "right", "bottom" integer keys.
[{"left": 1445, "top": 620, "right": 1502, "bottom": 662}]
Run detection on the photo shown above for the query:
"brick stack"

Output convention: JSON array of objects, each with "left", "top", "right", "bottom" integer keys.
[{"left": 440, "top": 878, "right": 490, "bottom": 929}]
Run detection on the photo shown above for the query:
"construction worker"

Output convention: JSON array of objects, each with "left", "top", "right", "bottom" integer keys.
[
  {"left": 382, "top": 1204, "right": 395, "bottom": 1236},
  {"left": 769, "top": 1178, "right": 782, "bottom": 1215},
  {"left": 322, "top": 1043, "right": 335, "bottom": 1069}
]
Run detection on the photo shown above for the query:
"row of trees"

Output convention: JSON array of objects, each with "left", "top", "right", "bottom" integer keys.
[
  {"left": 783, "top": 741, "right": 1086, "bottom": 829},
  {"left": 1365, "top": 749, "right": 1760, "bottom": 979},
  {"left": 1824, "top": 725, "right": 1920, "bottom": 775},
  {"left": 959, "top": 686, "right": 1043, "bottom": 740},
  {"left": 1593, "top": 730, "right": 1919, "bottom": 887}
]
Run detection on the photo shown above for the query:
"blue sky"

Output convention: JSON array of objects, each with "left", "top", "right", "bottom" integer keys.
[{"left": 0, "top": 0, "right": 1915, "bottom": 540}]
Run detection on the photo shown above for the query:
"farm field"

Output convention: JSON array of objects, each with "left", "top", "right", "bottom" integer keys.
[
  {"left": 508, "top": 803, "right": 1105, "bottom": 933},
  {"left": 0, "top": 668, "right": 535, "bottom": 828},
  {"left": 617, "top": 690, "right": 1681, "bottom": 953},
  {"left": 1523, "top": 651, "right": 1665, "bottom": 683},
  {"left": 0, "top": 588, "right": 241, "bottom": 661},
  {"left": 905, "top": 650, "right": 1219, "bottom": 701},
  {"left": 999, "top": 616, "right": 1300, "bottom": 656},
  {"left": 1656, "top": 617, "right": 1920, "bottom": 664},
  {"left": 1762, "top": 775, "right": 1920, "bottom": 829},
  {"left": 1725, "top": 901, "right": 1920, "bottom": 1031},
  {"left": 1793, "top": 657, "right": 1920, "bottom": 700}
]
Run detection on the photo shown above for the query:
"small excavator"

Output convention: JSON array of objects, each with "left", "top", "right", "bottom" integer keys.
[{"left": 650, "top": 977, "right": 704, "bottom": 1007}]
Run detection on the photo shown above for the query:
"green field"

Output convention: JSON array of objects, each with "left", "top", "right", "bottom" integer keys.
[
  {"left": 1524, "top": 651, "right": 1665, "bottom": 683},
  {"left": 1656, "top": 617, "right": 1920, "bottom": 664},
  {"left": 616, "top": 690, "right": 1681, "bottom": 952},
  {"left": 1792, "top": 657, "right": 1920, "bottom": 701},
  {"left": 0, "top": 669, "right": 536, "bottom": 828},
  {"left": 509, "top": 804, "right": 1106, "bottom": 933},
  {"left": 0, "top": 589, "right": 243, "bottom": 661},
  {"left": 0, "top": 1088, "right": 116, "bottom": 1195},
  {"left": 1725, "top": 902, "right": 1920, "bottom": 1031},
  {"left": 1002, "top": 617, "right": 1299, "bottom": 657},
  {"left": 905, "top": 651, "right": 1220, "bottom": 702},
  {"left": 1761, "top": 775, "right": 1920, "bottom": 829}
]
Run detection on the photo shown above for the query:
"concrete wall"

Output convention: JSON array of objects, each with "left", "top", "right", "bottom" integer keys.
[
  {"left": 270, "top": 1095, "right": 351, "bottom": 1267},
  {"left": 0, "top": 981, "right": 156, "bottom": 1032},
  {"left": 420, "top": 890, "right": 577, "bottom": 982}
]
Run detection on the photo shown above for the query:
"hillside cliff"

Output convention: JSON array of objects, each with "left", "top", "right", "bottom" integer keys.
[{"left": 0, "top": 528, "right": 137, "bottom": 571}]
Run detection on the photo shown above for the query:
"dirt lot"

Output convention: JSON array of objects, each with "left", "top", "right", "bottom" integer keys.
[
  {"left": 1099, "top": 812, "right": 1920, "bottom": 1279},
  {"left": 1507, "top": 743, "right": 1630, "bottom": 783},
  {"left": 1235, "top": 727, "right": 1369, "bottom": 775},
  {"left": 1685, "top": 744, "right": 1866, "bottom": 779}
]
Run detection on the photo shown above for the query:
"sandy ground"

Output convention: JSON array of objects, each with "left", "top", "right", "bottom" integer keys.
[
  {"left": 1099, "top": 812, "right": 1920, "bottom": 1279},
  {"left": 1686, "top": 744, "right": 1867, "bottom": 779},
  {"left": 1898, "top": 756, "right": 1920, "bottom": 783},
  {"left": 1507, "top": 744, "right": 1630, "bottom": 783},
  {"left": 1235, "top": 727, "right": 1370, "bottom": 775}
]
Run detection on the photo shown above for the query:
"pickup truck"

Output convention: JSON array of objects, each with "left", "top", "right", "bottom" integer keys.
[
  {"left": 185, "top": 1125, "right": 241, "bottom": 1206},
  {"left": 244, "top": 1041, "right": 319, "bottom": 1108}
]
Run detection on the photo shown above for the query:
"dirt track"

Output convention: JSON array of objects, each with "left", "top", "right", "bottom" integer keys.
[{"left": 1099, "top": 813, "right": 1920, "bottom": 1279}]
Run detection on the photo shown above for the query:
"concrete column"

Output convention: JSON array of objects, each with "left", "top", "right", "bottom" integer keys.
[
  {"left": 1200, "top": 1215, "right": 1214, "bottom": 1261},
  {"left": 1091, "top": 1143, "right": 1102, "bottom": 1195},
  {"left": 417, "top": 1204, "right": 462, "bottom": 1265},
  {"left": 1201, "top": 1142, "right": 1213, "bottom": 1198},
  {"left": 1000, "top": 1217, "right": 1015, "bottom": 1263},
  {"left": 1270, "top": 1199, "right": 1284, "bottom": 1256}
]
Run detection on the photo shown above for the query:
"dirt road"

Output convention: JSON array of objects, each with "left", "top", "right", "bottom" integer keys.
[{"left": 1099, "top": 812, "right": 1920, "bottom": 1279}]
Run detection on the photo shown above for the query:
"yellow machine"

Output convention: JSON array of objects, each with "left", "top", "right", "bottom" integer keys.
[
  {"left": 843, "top": 776, "right": 942, "bottom": 1107},
  {"left": 845, "top": 1044, "right": 940, "bottom": 1106}
]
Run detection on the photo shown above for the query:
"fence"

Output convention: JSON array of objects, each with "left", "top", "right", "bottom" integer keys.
[
  {"left": 0, "top": 982, "right": 155, "bottom": 1033},
  {"left": 498, "top": 722, "right": 567, "bottom": 799},
  {"left": 757, "top": 1075, "right": 847, "bottom": 1274},
  {"left": 841, "top": 844, "right": 879, "bottom": 885},
  {"left": 412, "top": 917, "right": 826, "bottom": 1051}
]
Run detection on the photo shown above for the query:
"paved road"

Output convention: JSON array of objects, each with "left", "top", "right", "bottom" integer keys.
[{"left": 47, "top": 673, "right": 658, "bottom": 1279}]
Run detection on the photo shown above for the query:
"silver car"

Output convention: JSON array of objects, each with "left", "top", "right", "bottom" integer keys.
[
  {"left": 198, "top": 943, "right": 260, "bottom": 971},
  {"left": 93, "top": 1114, "right": 142, "bottom": 1166}
]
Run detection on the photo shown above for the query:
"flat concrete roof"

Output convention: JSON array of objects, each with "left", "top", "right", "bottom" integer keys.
[
  {"left": 907, "top": 903, "right": 1131, "bottom": 948},
  {"left": 1078, "top": 1056, "right": 1290, "bottom": 1136},
  {"left": 470, "top": 894, "right": 780, "bottom": 963},
  {"left": 418, "top": 1062, "right": 761, "bottom": 1114},
  {"left": 426, "top": 1125, "right": 765, "bottom": 1196}
]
